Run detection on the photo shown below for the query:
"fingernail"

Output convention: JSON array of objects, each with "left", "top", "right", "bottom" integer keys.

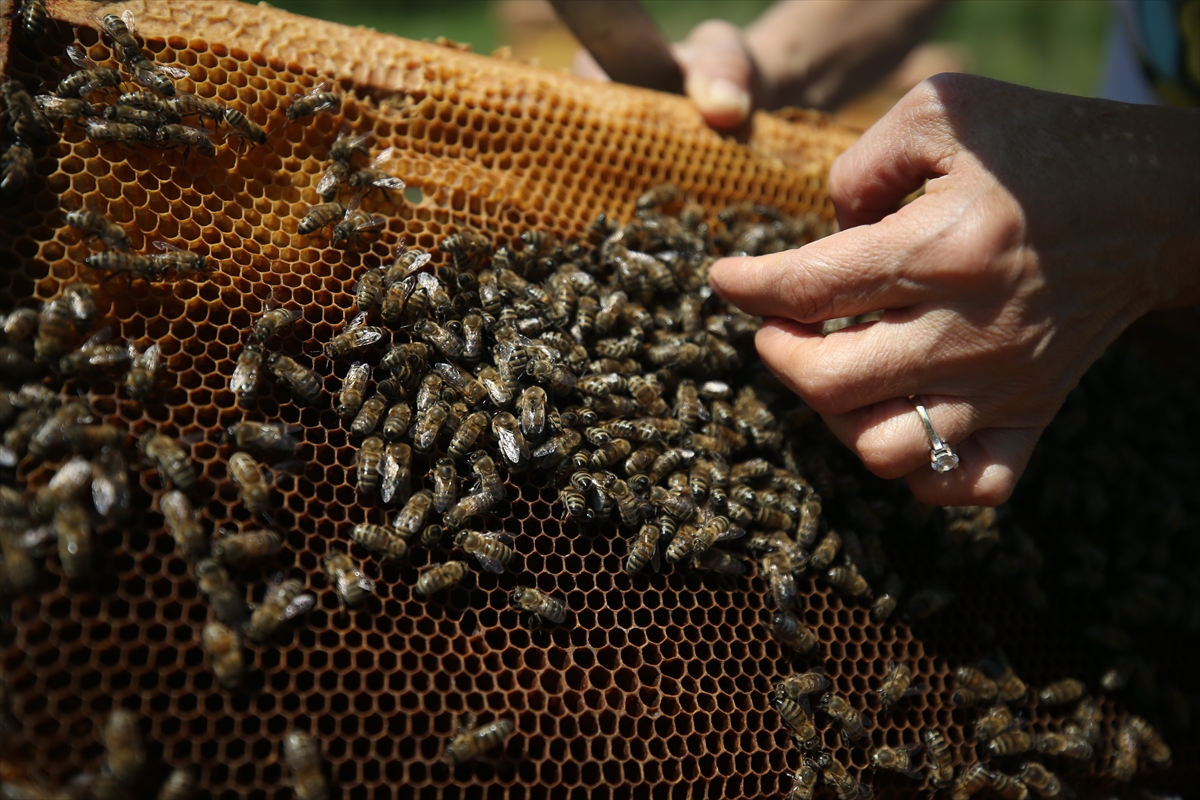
[{"left": 688, "top": 77, "right": 750, "bottom": 123}]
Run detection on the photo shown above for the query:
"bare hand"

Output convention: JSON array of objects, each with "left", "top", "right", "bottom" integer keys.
[{"left": 710, "top": 74, "right": 1200, "bottom": 505}]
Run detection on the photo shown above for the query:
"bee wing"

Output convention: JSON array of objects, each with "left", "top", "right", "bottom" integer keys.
[
  {"left": 66, "top": 45, "right": 97, "bottom": 69},
  {"left": 370, "top": 147, "right": 398, "bottom": 168},
  {"left": 480, "top": 530, "right": 515, "bottom": 544},
  {"left": 343, "top": 310, "right": 371, "bottom": 331},
  {"left": 316, "top": 165, "right": 343, "bottom": 198},
  {"left": 370, "top": 175, "right": 406, "bottom": 191},
  {"left": 354, "top": 574, "right": 376, "bottom": 593},
  {"left": 401, "top": 251, "right": 433, "bottom": 279},
  {"left": 414, "top": 271, "right": 442, "bottom": 293},
  {"left": 343, "top": 192, "right": 362, "bottom": 215},
  {"left": 20, "top": 523, "right": 57, "bottom": 551},
  {"left": 156, "top": 64, "right": 189, "bottom": 79},
  {"left": 81, "top": 325, "right": 115, "bottom": 349},
  {"left": 351, "top": 328, "right": 384, "bottom": 347},
  {"left": 138, "top": 342, "right": 162, "bottom": 370},
  {"left": 282, "top": 592, "right": 316, "bottom": 620},
  {"left": 495, "top": 428, "right": 524, "bottom": 465},
  {"left": 470, "top": 551, "right": 507, "bottom": 575},
  {"left": 121, "top": 9, "right": 138, "bottom": 33},
  {"left": 716, "top": 525, "right": 745, "bottom": 543},
  {"left": 152, "top": 240, "right": 183, "bottom": 253}
]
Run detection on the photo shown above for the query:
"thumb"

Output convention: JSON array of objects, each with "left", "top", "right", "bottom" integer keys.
[{"left": 672, "top": 20, "right": 755, "bottom": 131}]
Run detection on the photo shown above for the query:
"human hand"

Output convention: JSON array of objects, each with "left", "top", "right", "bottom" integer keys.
[
  {"left": 573, "top": 0, "right": 947, "bottom": 131},
  {"left": 709, "top": 74, "right": 1200, "bottom": 505}
]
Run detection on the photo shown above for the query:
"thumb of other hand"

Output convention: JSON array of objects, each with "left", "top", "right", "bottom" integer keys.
[{"left": 672, "top": 20, "right": 755, "bottom": 131}]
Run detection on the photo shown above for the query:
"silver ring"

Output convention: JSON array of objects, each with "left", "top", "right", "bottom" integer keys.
[{"left": 910, "top": 396, "right": 960, "bottom": 473}]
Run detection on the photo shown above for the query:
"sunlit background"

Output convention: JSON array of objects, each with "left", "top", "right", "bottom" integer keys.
[{"left": 260, "top": 0, "right": 1112, "bottom": 124}]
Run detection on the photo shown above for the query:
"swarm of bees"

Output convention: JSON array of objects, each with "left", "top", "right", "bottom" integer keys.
[{"left": 1, "top": 5, "right": 1194, "bottom": 797}]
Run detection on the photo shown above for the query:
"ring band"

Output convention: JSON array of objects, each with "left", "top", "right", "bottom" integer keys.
[{"left": 910, "top": 396, "right": 960, "bottom": 473}]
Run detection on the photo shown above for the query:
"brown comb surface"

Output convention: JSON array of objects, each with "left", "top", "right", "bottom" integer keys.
[{"left": 0, "top": 2, "right": 1195, "bottom": 799}]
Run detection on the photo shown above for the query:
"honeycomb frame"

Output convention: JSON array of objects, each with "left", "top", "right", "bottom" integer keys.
[{"left": 0, "top": 2, "right": 1196, "bottom": 799}]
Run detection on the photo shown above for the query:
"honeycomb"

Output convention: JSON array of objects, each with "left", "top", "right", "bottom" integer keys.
[{"left": 1, "top": 1, "right": 1196, "bottom": 799}]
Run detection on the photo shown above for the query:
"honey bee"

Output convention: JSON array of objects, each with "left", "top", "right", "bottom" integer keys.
[
  {"left": 920, "top": 728, "right": 953, "bottom": 788},
  {"left": 35, "top": 94, "right": 97, "bottom": 125},
  {"left": 809, "top": 530, "right": 842, "bottom": 571},
  {"left": 472, "top": 364, "right": 513, "bottom": 408},
  {"left": 351, "top": 394, "right": 388, "bottom": 437},
  {"left": 298, "top": 201, "right": 346, "bottom": 236},
  {"left": 1037, "top": 678, "right": 1085, "bottom": 707},
  {"left": 349, "top": 435, "right": 384, "bottom": 496},
  {"left": 286, "top": 83, "right": 340, "bottom": 121},
  {"left": 876, "top": 659, "right": 918, "bottom": 709},
  {"left": 869, "top": 573, "right": 901, "bottom": 622},
  {"left": 283, "top": 730, "right": 329, "bottom": 800},
  {"left": 785, "top": 762, "right": 819, "bottom": 800},
  {"left": 819, "top": 755, "right": 871, "bottom": 800},
  {"left": 1126, "top": 715, "right": 1169, "bottom": 765},
  {"left": 375, "top": 442, "right": 409, "bottom": 507},
  {"left": 1110, "top": 724, "right": 1139, "bottom": 782},
  {"left": 269, "top": 354, "right": 323, "bottom": 404},
  {"left": 826, "top": 563, "right": 871, "bottom": 599},
  {"left": 986, "top": 730, "right": 1033, "bottom": 757},
  {"left": 775, "top": 694, "right": 820, "bottom": 750},
  {"left": 86, "top": 117, "right": 157, "bottom": 146},
  {"left": 820, "top": 692, "right": 868, "bottom": 744},
  {"left": 1032, "top": 732, "right": 1092, "bottom": 760},
  {"left": 440, "top": 230, "right": 491, "bottom": 272},
  {"left": 455, "top": 529, "right": 514, "bottom": 574},
  {"left": 794, "top": 497, "right": 821, "bottom": 548},
  {"left": 18, "top": 0, "right": 49, "bottom": 40},
  {"left": 168, "top": 91, "right": 224, "bottom": 121},
  {"left": 160, "top": 490, "right": 207, "bottom": 561},
  {"left": 351, "top": 269, "right": 385, "bottom": 314},
  {"left": 421, "top": 523, "right": 446, "bottom": 548},
  {"left": 321, "top": 129, "right": 368, "bottom": 167},
  {"left": 434, "top": 362, "right": 489, "bottom": 406},
  {"left": 98, "top": 10, "right": 142, "bottom": 63},
  {"left": 158, "top": 769, "right": 198, "bottom": 800},
  {"left": 211, "top": 528, "right": 281, "bottom": 568},
  {"left": 103, "top": 709, "right": 146, "bottom": 785},
  {"left": 1017, "top": 763, "right": 1064, "bottom": 799},
  {"left": 411, "top": 401, "right": 448, "bottom": 453},
  {"left": 1064, "top": 698, "right": 1101, "bottom": 745},
  {"left": 760, "top": 551, "right": 798, "bottom": 609},
  {"left": 491, "top": 412, "right": 529, "bottom": 468},
  {"left": 324, "top": 551, "right": 375, "bottom": 611},
  {"left": 316, "top": 159, "right": 350, "bottom": 201},
  {"left": 65, "top": 209, "right": 132, "bottom": 251},
  {"left": 222, "top": 106, "right": 267, "bottom": 147},
  {"left": 90, "top": 446, "right": 130, "bottom": 521},
  {"left": 776, "top": 669, "right": 830, "bottom": 701},
  {"left": 510, "top": 586, "right": 566, "bottom": 625},
  {"left": 54, "top": 502, "right": 92, "bottom": 579},
  {"left": 381, "top": 402, "right": 413, "bottom": 443},
  {"left": 195, "top": 558, "right": 245, "bottom": 625},
  {"left": 58, "top": 333, "right": 133, "bottom": 376},
  {"left": 769, "top": 609, "right": 819, "bottom": 654},
  {"left": 444, "top": 410, "right": 488, "bottom": 460},
  {"left": 636, "top": 183, "right": 680, "bottom": 212},
  {"left": 974, "top": 705, "right": 1016, "bottom": 741},
  {"left": 58, "top": 46, "right": 123, "bottom": 98},
  {"left": 516, "top": 386, "right": 547, "bottom": 439},
  {"left": 230, "top": 345, "right": 265, "bottom": 409},
  {"left": 245, "top": 578, "right": 315, "bottom": 643},
  {"left": 989, "top": 771, "right": 1030, "bottom": 800},
  {"left": 252, "top": 306, "right": 300, "bottom": 343},
  {"left": 392, "top": 490, "right": 434, "bottom": 539},
  {"left": 202, "top": 620, "right": 245, "bottom": 689},
  {"left": 141, "top": 432, "right": 197, "bottom": 491},
  {"left": 351, "top": 522, "right": 407, "bottom": 561},
  {"left": 951, "top": 764, "right": 993, "bottom": 800},
  {"left": 148, "top": 241, "right": 209, "bottom": 275},
  {"left": 442, "top": 489, "right": 500, "bottom": 531},
  {"left": 416, "top": 559, "right": 469, "bottom": 596},
  {"left": 223, "top": 421, "right": 298, "bottom": 459},
  {"left": 2, "top": 80, "right": 52, "bottom": 145},
  {"left": 332, "top": 200, "right": 385, "bottom": 245},
  {"left": 625, "top": 522, "right": 662, "bottom": 575},
  {"left": 326, "top": 326, "right": 386, "bottom": 362},
  {"left": 2, "top": 306, "right": 38, "bottom": 340},
  {"left": 119, "top": 342, "right": 163, "bottom": 400},
  {"left": 869, "top": 744, "right": 923, "bottom": 780},
  {"left": 348, "top": 149, "right": 407, "bottom": 195},
  {"left": 425, "top": 457, "right": 458, "bottom": 513},
  {"left": 956, "top": 666, "right": 999, "bottom": 704},
  {"left": 227, "top": 452, "right": 270, "bottom": 515},
  {"left": 443, "top": 715, "right": 514, "bottom": 765},
  {"left": 460, "top": 312, "right": 484, "bottom": 361}
]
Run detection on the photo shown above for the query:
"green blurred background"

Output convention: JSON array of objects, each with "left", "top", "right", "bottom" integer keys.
[{"left": 262, "top": 0, "right": 1112, "bottom": 99}]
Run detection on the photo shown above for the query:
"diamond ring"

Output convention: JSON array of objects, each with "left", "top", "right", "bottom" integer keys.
[{"left": 910, "top": 397, "right": 960, "bottom": 473}]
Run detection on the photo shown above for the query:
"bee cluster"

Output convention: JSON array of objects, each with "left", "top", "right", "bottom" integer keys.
[{"left": 1, "top": 2, "right": 1196, "bottom": 798}]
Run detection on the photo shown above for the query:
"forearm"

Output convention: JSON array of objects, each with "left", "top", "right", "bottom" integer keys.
[{"left": 745, "top": 0, "right": 949, "bottom": 110}]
